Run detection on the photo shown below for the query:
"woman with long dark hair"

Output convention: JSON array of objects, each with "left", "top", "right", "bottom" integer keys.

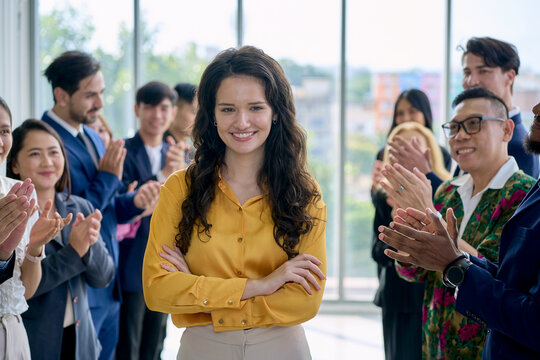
[
  {"left": 371, "top": 89, "right": 451, "bottom": 360},
  {"left": 7, "top": 119, "right": 114, "bottom": 359},
  {"left": 371, "top": 89, "right": 451, "bottom": 194},
  {"left": 143, "top": 46, "right": 327, "bottom": 359}
]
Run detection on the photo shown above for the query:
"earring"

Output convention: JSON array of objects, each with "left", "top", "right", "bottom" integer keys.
[
  {"left": 213, "top": 120, "right": 217, "bottom": 126},
  {"left": 272, "top": 118, "right": 277, "bottom": 125}
]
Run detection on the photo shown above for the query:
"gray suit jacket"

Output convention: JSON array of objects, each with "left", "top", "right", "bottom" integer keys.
[{"left": 22, "top": 193, "right": 115, "bottom": 360}]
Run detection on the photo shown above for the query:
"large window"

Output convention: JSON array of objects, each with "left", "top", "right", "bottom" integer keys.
[
  {"left": 344, "top": 0, "right": 445, "bottom": 300},
  {"left": 140, "top": 0, "right": 237, "bottom": 86},
  {"left": 244, "top": 0, "right": 341, "bottom": 299},
  {"left": 36, "top": 0, "right": 540, "bottom": 306},
  {"left": 39, "top": 0, "right": 134, "bottom": 137},
  {"left": 451, "top": 0, "right": 540, "bottom": 125}
]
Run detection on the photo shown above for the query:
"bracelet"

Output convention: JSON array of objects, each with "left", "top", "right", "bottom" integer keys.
[
  {"left": 442, "top": 254, "right": 466, "bottom": 286},
  {"left": 25, "top": 248, "right": 45, "bottom": 263}
]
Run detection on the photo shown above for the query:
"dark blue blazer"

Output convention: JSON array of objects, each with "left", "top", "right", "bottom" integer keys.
[
  {"left": 427, "top": 112, "right": 539, "bottom": 193},
  {"left": 510, "top": 113, "right": 539, "bottom": 178},
  {"left": 0, "top": 255, "right": 15, "bottom": 285},
  {"left": 42, "top": 112, "right": 142, "bottom": 307},
  {"left": 455, "top": 179, "right": 540, "bottom": 359},
  {"left": 22, "top": 193, "right": 114, "bottom": 360},
  {"left": 119, "top": 132, "right": 168, "bottom": 292}
]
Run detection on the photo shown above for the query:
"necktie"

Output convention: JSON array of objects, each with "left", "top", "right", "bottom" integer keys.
[{"left": 77, "top": 132, "right": 99, "bottom": 168}]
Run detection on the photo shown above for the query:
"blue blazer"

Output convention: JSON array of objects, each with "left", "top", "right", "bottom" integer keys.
[
  {"left": 455, "top": 179, "right": 540, "bottom": 359},
  {"left": 42, "top": 112, "right": 142, "bottom": 307},
  {"left": 22, "top": 193, "right": 114, "bottom": 360},
  {"left": 0, "top": 255, "right": 15, "bottom": 285},
  {"left": 119, "top": 132, "right": 168, "bottom": 292},
  {"left": 510, "top": 113, "right": 539, "bottom": 179},
  {"left": 427, "top": 112, "right": 539, "bottom": 193}
]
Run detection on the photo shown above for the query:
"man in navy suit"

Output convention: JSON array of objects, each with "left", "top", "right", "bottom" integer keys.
[
  {"left": 390, "top": 37, "right": 539, "bottom": 193},
  {"left": 378, "top": 99, "right": 540, "bottom": 358},
  {"left": 42, "top": 51, "right": 161, "bottom": 360},
  {"left": 117, "top": 81, "right": 189, "bottom": 360}
]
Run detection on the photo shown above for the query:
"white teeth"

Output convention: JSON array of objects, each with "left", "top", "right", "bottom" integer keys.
[
  {"left": 233, "top": 132, "right": 254, "bottom": 138},
  {"left": 457, "top": 148, "right": 474, "bottom": 154}
]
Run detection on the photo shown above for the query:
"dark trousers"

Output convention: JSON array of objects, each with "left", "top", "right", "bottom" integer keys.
[
  {"left": 382, "top": 309, "right": 422, "bottom": 360},
  {"left": 116, "top": 291, "right": 168, "bottom": 360},
  {"left": 61, "top": 324, "right": 76, "bottom": 360}
]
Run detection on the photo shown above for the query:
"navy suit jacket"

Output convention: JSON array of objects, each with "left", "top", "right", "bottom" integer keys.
[
  {"left": 427, "top": 112, "right": 539, "bottom": 193},
  {"left": 119, "top": 132, "right": 168, "bottom": 292},
  {"left": 509, "top": 113, "right": 539, "bottom": 178},
  {"left": 22, "top": 193, "right": 114, "bottom": 360},
  {"left": 0, "top": 255, "right": 15, "bottom": 285},
  {"left": 455, "top": 179, "right": 540, "bottom": 359},
  {"left": 42, "top": 112, "right": 142, "bottom": 308}
]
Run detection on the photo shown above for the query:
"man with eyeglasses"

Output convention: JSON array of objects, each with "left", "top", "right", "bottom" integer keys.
[
  {"left": 389, "top": 37, "right": 538, "bottom": 195},
  {"left": 379, "top": 87, "right": 535, "bottom": 359}
]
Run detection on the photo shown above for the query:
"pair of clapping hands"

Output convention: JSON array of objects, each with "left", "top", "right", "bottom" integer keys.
[
  {"left": 376, "top": 136, "right": 463, "bottom": 272},
  {"left": 0, "top": 179, "right": 102, "bottom": 261},
  {"left": 101, "top": 136, "right": 191, "bottom": 216}
]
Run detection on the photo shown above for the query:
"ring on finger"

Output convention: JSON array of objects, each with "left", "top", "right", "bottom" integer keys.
[{"left": 397, "top": 185, "right": 405, "bottom": 194}]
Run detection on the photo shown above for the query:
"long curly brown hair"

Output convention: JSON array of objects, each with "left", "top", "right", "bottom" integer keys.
[{"left": 176, "top": 46, "right": 321, "bottom": 259}]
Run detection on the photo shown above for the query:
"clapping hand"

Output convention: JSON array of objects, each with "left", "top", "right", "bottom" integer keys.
[
  {"left": 161, "top": 136, "right": 191, "bottom": 179},
  {"left": 378, "top": 208, "right": 461, "bottom": 272},
  {"left": 133, "top": 180, "right": 161, "bottom": 213},
  {"left": 28, "top": 199, "right": 72, "bottom": 256},
  {"left": 388, "top": 136, "right": 433, "bottom": 174},
  {"left": 0, "top": 179, "right": 36, "bottom": 260},
  {"left": 380, "top": 163, "right": 434, "bottom": 212},
  {"left": 99, "top": 139, "right": 127, "bottom": 180},
  {"left": 68, "top": 209, "right": 102, "bottom": 257}
]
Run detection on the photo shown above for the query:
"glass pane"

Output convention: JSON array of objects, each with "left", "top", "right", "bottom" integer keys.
[
  {"left": 345, "top": 0, "right": 445, "bottom": 300},
  {"left": 39, "top": 0, "right": 134, "bottom": 137},
  {"left": 452, "top": 0, "right": 540, "bottom": 125},
  {"left": 140, "top": 0, "right": 237, "bottom": 86},
  {"left": 244, "top": 0, "right": 341, "bottom": 299}
]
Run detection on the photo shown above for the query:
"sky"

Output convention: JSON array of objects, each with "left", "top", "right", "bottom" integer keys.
[{"left": 40, "top": 0, "right": 540, "bottom": 73}]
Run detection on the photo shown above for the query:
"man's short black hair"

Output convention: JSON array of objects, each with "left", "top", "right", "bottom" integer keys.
[
  {"left": 44, "top": 51, "right": 101, "bottom": 101},
  {"left": 136, "top": 81, "right": 178, "bottom": 106},
  {"left": 452, "top": 87, "right": 509, "bottom": 120},
  {"left": 173, "top": 83, "right": 197, "bottom": 104},
  {"left": 460, "top": 37, "right": 520, "bottom": 75}
]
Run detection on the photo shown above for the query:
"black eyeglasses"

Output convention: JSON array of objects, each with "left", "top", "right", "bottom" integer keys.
[{"left": 441, "top": 115, "right": 505, "bottom": 139}]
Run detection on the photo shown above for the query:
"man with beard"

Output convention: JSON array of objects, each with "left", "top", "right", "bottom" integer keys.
[
  {"left": 42, "top": 51, "right": 160, "bottom": 360},
  {"left": 378, "top": 101, "right": 540, "bottom": 358}
]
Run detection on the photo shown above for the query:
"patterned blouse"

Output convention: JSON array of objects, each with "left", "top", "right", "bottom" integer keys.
[{"left": 396, "top": 170, "right": 535, "bottom": 360}]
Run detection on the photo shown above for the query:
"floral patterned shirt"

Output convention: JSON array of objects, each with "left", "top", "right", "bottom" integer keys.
[{"left": 396, "top": 170, "right": 535, "bottom": 360}]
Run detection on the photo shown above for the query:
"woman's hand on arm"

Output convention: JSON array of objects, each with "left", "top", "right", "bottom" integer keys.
[
  {"left": 241, "top": 254, "right": 326, "bottom": 300},
  {"left": 159, "top": 244, "right": 191, "bottom": 274}
]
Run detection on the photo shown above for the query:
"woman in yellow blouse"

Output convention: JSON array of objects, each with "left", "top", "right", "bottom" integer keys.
[{"left": 142, "top": 46, "right": 327, "bottom": 359}]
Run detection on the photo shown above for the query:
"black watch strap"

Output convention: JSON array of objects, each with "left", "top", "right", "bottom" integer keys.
[{"left": 443, "top": 256, "right": 472, "bottom": 288}]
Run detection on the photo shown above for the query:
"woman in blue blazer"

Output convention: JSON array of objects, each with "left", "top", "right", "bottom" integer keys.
[{"left": 7, "top": 119, "right": 114, "bottom": 360}]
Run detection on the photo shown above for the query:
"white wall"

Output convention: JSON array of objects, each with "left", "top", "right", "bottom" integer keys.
[{"left": 0, "top": 0, "right": 34, "bottom": 130}]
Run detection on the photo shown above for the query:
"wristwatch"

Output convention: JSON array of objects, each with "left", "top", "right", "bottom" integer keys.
[{"left": 443, "top": 253, "right": 472, "bottom": 288}]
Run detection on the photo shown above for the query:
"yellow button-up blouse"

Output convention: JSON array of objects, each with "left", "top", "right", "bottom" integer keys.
[{"left": 143, "top": 169, "right": 327, "bottom": 332}]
